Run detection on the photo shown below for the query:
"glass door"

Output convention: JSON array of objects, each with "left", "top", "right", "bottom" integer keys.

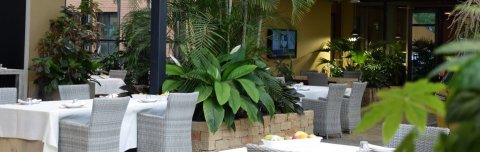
[{"left": 408, "top": 11, "right": 440, "bottom": 81}]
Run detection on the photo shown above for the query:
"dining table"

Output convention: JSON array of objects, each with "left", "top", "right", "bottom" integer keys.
[
  {"left": 0, "top": 96, "right": 166, "bottom": 152},
  {"left": 90, "top": 75, "right": 126, "bottom": 95},
  {"left": 296, "top": 85, "right": 352, "bottom": 100},
  {"left": 221, "top": 142, "right": 360, "bottom": 152}
]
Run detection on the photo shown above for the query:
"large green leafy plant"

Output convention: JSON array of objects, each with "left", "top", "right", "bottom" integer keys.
[
  {"left": 164, "top": 47, "right": 300, "bottom": 133},
  {"left": 361, "top": 41, "right": 405, "bottom": 88},
  {"left": 31, "top": 2, "right": 101, "bottom": 96}
]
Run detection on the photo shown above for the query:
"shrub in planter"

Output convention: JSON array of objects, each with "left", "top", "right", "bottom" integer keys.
[
  {"left": 30, "top": 3, "right": 102, "bottom": 99},
  {"left": 164, "top": 47, "right": 302, "bottom": 133}
]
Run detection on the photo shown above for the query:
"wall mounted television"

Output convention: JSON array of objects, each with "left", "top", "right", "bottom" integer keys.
[{"left": 267, "top": 29, "right": 297, "bottom": 58}]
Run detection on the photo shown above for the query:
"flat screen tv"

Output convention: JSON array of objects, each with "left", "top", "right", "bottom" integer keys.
[{"left": 267, "top": 29, "right": 297, "bottom": 58}]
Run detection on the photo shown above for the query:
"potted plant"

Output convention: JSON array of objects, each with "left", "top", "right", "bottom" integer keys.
[{"left": 30, "top": 2, "right": 102, "bottom": 100}]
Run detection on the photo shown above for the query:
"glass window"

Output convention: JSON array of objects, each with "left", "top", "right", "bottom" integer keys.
[
  {"left": 412, "top": 13, "right": 436, "bottom": 25},
  {"left": 98, "top": 12, "right": 119, "bottom": 56}
]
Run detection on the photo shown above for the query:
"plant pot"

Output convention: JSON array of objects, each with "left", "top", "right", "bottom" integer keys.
[
  {"left": 362, "top": 87, "right": 380, "bottom": 107},
  {"left": 191, "top": 111, "right": 314, "bottom": 152}
]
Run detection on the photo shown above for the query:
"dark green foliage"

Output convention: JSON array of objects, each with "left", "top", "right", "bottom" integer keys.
[
  {"left": 361, "top": 41, "right": 405, "bottom": 88},
  {"left": 30, "top": 4, "right": 102, "bottom": 95},
  {"left": 411, "top": 39, "right": 438, "bottom": 81},
  {"left": 121, "top": 8, "right": 151, "bottom": 85}
]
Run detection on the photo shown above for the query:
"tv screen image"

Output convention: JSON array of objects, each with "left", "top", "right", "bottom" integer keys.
[{"left": 268, "top": 29, "right": 297, "bottom": 58}]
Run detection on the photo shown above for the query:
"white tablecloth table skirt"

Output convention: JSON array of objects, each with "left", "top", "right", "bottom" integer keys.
[
  {"left": 296, "top": 85, "right": 352, "bottom": 100},
  {"left": 0, "top": 98, "right": 166, "bottom": 152}
]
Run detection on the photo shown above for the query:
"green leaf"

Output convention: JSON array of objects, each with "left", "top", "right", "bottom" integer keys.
[
  {"left": 236, "top": 79, "right": 260, "bottom": 102},
  {"left": 166, "top": 64, "right": 184, "bottom": 76},
  {"left": 449, "top": 58, "right": 480, "bottom": 90},
  {"left": 435, "top": 40, "right": 480, "bottom": 54},
  {"left": 225, "top": 65, "right": 257, "bottom": 80},
  {"left": 240, "top": 97, "right": 258, "bottom": 123},
  {"left": 203, "top": 98, "right": 225, "bottom": 134},
  {"left": 382, "top": 106, "right": 403, "bottom": 144},
  {"left": 224, "top": 111, "right": 236, "bottom": 131},
  {"left": 258, "top": 87, "right": 275, "bottom": 116},
  {"left": 214, "top": 81, "right": 231, "bottom": 105},
  {"left": 195, "top": 85, "right": 213, "bottom": 102},
  {"left": 228, "top": 88, "right": 242, "bottom": 114},
  {"left": 405, "top": 104, "right": 427, "bottom": 131},
  {"left": 162, "top": 79, "right": 183, "bottom": 92}
]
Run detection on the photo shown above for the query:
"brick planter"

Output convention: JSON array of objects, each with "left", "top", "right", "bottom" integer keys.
[{"left": 191, "top": 110, "right": 314, "bottom": 152}]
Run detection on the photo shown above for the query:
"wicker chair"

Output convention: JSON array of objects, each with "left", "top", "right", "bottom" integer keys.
[
  {"left": 137, "top": 92, "right": 199, "bottom": 152},
  {"left": 386, "top": 124, "right": 450, "bottom": 152},
  {"left": 0, "top": 88, "right": 17, "bottom": 104},
  {"left": 58, "top": 97, "right": 130, "bottom": 152},
  {"left": 341, "top": 82, "right": 367, "bottom": 133},
  {"left": 306, "top": 72, "right": 328, "bottom": 86},
  {"left": 58, "top": 84, "right": 91, "bottom": 100},
  {"left": 275, "top": 77, "right": 286, "bottom": 84},
  {"left": 302, "top": 84, "right": 347, "bottom": 139},
  {"left": 343, "top": 71, "right": 362, "bottom": 79},
  {"left": 109, "top": 70, "right": 127, "bottom": 80},
  {"left": 246, "top": 144, "right": 290, "bottom": 152}
]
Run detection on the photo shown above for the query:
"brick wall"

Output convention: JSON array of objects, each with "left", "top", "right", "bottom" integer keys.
[
  {"left": 192, "top": 110, "right": 314, "bottom": 152},
  {"left": 66, "top": 0, "right": 148, "bottom": 21}
]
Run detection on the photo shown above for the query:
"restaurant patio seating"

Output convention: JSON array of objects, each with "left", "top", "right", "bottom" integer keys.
[
  {"left": 302, "top": 84, "right": 347, "bottom": 139},
  {"left": 386, "top": 124, "right": 450, "bottom": 152},
  {"left": 245, "top": 144, "right": 290, "bottom": 152},
  {"left": 58, "top": 84, "right": 92, "bottom": 100},
  {"left": 109, "top": 70, "right": 127, "bottom": 80},
  {"left": 58, "top": 97, "right": 130, "bottom": 152},
  {"left": 137, "top": 92, "right": 199, "bottom": 152},
  {"left": 341, "top": 82, "right": 367, "bottom": 133},
  {"left": 0, "top": 88, "right": 17, "bottom": 104},
  {"left": 306, "top": 72, "right": 328, "bottom": 86}
]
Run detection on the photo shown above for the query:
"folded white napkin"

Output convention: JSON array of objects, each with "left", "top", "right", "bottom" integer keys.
[
  {"left": 17, "top": 99, "right": 42, "bottom": 104},
  {"left": 369, "top": 144, "right": 395, "bottom": 152}
]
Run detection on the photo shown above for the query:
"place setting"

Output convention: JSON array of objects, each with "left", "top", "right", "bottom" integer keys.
[
  {"left": 60, "top": 99, "right": 87, "bottom": 109},
  {"left": 132, "top": 92, "right": 168, "bottom": 103},
  {"left": 17, "top": 98, "right": 42, "bottom": 105}
]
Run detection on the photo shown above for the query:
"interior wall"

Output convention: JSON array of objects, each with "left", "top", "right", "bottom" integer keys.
[
  {"left": 341, "top": 2, "right": 354, "bottom": 38},
  {"left": 27, "top": 0, "right": 65, "bottom": 98},
  {"left": 269, "top": 0, "right": 332, "bottom": 75}
]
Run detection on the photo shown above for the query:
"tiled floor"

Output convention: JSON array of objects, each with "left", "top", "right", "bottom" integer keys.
[{"left": 321, "top": 124, "right": 383, "bottom": 147}]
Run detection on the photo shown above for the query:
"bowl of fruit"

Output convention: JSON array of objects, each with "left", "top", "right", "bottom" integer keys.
[{"left": 261, "top": 131, "right": 322, "bottom": 149}]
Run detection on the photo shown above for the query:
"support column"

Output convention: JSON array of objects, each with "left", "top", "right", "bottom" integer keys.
[{"left": 150, "top": 0, "right": 167, "bottom": 94}]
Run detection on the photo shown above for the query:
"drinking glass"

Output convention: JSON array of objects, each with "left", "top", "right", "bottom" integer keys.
[
  {"left": 27, "top": 98, "right": 32, "bottom": 105},
  {"left": 358, "top": 141, "right": 370, "bottom": 152},
  {"left": 73, "top": 99, "right": 78, "bottom": 104}
]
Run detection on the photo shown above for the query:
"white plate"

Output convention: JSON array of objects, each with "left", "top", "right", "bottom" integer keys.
[
  {"left": 138, "top": 99, "right": 158, "bottom": 103},
  {"left": 262, "top": 137, "right": 322, "bottom": 149},
  {"left": 62, "top": 103, "right": 85, "bottom": 108}
]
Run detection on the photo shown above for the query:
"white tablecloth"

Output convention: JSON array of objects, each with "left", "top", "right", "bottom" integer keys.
[
  {"left": 221, "top": 142, "right": 359, "bottom": 152},
  {"left": 296, "top": 85, "right": 352, "bottom": 100},
  {"left": 91, "top": 75, "right": 126, "bottom": 94},
  {"left": 0, "top": 98, "right": 166, "bottom": 152}
]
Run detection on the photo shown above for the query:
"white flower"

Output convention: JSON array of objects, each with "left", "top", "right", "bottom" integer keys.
[
  {"left": 170, "top": 54, "right": 182, "bottom": 67},
  {"left": 230, "top": 45, "right": 241, "bottom": 54}
]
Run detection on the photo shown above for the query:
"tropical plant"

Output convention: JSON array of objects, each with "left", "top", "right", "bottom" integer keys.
[
  {"left": 121, "top": 8, "right": 151, "bottom": 85},
  {"left": 164, "top": 47, "right": 300, "bottom": 133},
  {"left": 30, "top": 3, "right": 102, "bottom": 97},
  {"left": 356, "top": 0, "right": 480, "bottom": 151},
  {"left": 274, "top": 58, "right": 294, "bottom": 83},
  {"left": 361, "top": 41, "right": 406, "bottom": 88},
  {"left": 319, "top": 38, "right": 366, "bottom": 75}
]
